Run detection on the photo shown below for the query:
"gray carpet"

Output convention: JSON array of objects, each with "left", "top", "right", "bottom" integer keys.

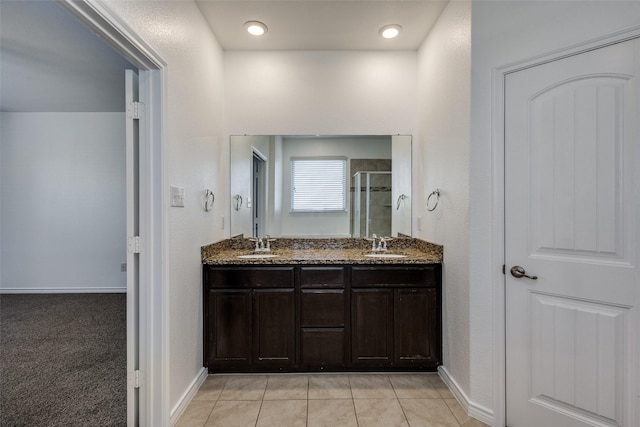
[{"left": 0, "top": 293, "right": 126, "bottom": 426}]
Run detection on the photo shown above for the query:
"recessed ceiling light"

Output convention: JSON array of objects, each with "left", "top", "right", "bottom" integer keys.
[
  {"left": 379, "top": 24, "right": 402, "bottom": 39},
  {"left": 244, "top": 21, "right": 268, "bottom": 36}
]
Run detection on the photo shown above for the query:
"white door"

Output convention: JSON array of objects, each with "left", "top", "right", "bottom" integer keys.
[
  {"left": 505, "top": 39, "right": 639, "bottom": 427},
  {"left": 125, "top": 69, "right": 140, "bottom": 426}
]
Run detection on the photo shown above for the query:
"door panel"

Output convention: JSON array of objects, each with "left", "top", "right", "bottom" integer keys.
[
  {"left": 252, "top": 289, "right": 295, "bottom": 368},
  {"left": 505, "top": 39, "right": 639, "bottom": 427},
  {"left": 125, "top": 69, "right": 140, "bottom": 427},
  {"left": 351, "top": 289, "right": 393, "bottom": 366}
]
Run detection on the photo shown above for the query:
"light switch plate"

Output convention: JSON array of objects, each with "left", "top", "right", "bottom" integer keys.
[{"left": 170, "top": 185, "right": 185, "bottom": 207}]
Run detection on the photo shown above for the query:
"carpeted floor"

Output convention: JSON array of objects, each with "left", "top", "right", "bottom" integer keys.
[{"left": 0, "top": 293, "right": 126, "bottom": 426}]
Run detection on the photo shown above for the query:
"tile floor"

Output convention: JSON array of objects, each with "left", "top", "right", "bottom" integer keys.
[{"left": 176, "top": 373, "right": 489, "bottom": 427}]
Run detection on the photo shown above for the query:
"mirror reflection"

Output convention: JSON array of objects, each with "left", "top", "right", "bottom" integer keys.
[{"left": 230, "top": 135, "right": 412, "bottom": 238}]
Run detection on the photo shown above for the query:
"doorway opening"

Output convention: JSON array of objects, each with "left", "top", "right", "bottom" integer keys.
[
  {"left": 252, "top": 149, "right": 267, "bottom": 238},
  {"left": 56, "top": 1, "right": 167, "bottom": 425}
]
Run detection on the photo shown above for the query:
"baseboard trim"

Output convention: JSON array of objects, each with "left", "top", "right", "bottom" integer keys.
[
  {"left": 438, "top": 365, "right": 494, "bottom": 426},
  {"left": 0, "top": 287, "right": 127, "bottom": 294},
  {"left": 170, "top": 367, "right": 208, "bottom": 426}
]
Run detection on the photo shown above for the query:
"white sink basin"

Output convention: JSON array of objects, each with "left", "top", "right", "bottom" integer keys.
[
  {"left": 364, "top": 253, "right": 407, "bottom": 259},
  {"left": 236, "top": 253, "right": 279, "bottom": 259}
]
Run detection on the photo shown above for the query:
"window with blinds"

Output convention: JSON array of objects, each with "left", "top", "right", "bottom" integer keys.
[{"left": 290, "top": 157, "right": 347, "bottom": 212}]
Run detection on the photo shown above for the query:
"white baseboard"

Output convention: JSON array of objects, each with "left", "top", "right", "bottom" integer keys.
[
  {"left": 438, "top": 365, "right": 494, "bottom": 426},
  {"left": 170, "top": 367, "right": 208, "bottom": 426},
  {"left": 0, "top": 286, "right": 127, "bottom": 294}
]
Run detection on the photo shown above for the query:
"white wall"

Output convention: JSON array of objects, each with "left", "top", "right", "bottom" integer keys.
[
  {"left": 224, "top": 51, "right": 417, "bottom": 136},
  {"left": 0, "top": 112, "right": 126, "bottom": 293},
  {"left": 470, "top": 0, "right": 640, "bottom": 421},
  {"left": 101, "top": 0, "right": 226, "bottom": 417},
  {"left": 415, "top": 0, "right": 472, "bottom": 414}
]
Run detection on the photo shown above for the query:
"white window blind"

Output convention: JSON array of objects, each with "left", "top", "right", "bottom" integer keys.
[{"left": 291, "top": 157, "right": 347, "bottom": 212}]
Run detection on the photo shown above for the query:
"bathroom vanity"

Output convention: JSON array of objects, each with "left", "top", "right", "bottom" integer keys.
[{"left": 201, "top": 238, "right": 442, "bottom": 373}]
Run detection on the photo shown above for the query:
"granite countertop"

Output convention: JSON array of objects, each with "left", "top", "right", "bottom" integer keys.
[{"left": 201, "top": 237, "right": 443, "bottom": 265}]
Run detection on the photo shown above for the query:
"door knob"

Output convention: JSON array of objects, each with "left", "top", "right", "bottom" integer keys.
[{"left": 510, "top": 266, "right": 537, "bottom": 280}]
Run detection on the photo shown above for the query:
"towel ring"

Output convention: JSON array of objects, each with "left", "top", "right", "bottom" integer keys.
[
  {"left": 396, "top": 194, "right": 408, "bottom": 210},
  {"left": 233, "top": 194, "right": 243, "bottom": 211},
  {"left": 427, "top": 189, "right": 440, "bottom": 212},
  {"left": 205, "top": 189, "right": 215, "bottom": 212}
]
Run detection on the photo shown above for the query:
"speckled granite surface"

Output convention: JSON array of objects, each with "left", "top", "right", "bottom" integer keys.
[{"left": 201, "top": 237, "right": 442, "bottom": 265}]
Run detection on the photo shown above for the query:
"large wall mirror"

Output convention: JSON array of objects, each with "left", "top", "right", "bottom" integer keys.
[{"left": 230, "top": 135, "right": 412, "bottom": 238}]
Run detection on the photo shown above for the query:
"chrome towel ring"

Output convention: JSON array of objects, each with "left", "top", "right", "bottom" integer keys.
[
  {"left": 205, "top": 189, "right": 215, "bottom": 212},
  {"left": 233, "top": 194, "right": 243, "bottom": 211},
  {"left": 396, "top": 194, "right": 408, "bottom": 210},
  {"left": 427, "top": 189, "right": 440, "bottom": 212}
]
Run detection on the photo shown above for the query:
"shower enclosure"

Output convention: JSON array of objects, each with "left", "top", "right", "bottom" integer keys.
[{"left": 351, "top": 171, "right": 392, "bottom": 238}]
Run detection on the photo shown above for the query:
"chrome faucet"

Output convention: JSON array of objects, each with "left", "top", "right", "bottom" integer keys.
[
  {"left": 366, "top": 234, "right": 394, "bottom": 251},
  {"left": 366, "top": 233, "right": 393, "bottom": 252},
  {"left": 249, "top": 235, "right": 276, "bottom": 252}
]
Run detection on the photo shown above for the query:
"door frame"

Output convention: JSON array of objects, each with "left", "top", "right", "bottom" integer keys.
[
  {"left": 492, "top": 25, "right": 640, "bottom": 427},
  {"left": 56, "top": 1, "right": 168, "bottom": 425}
]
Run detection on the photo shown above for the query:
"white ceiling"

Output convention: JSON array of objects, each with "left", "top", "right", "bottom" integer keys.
[
  {"left": 0, "top": 0, "right": 447, "bottom": 112},
  {"left": 196, "top": 1, "right": 449, "bottom": 51}
]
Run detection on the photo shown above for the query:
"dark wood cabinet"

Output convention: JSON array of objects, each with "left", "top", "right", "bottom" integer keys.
[
  {"left": 351, "top": 265, "right": 442, "bottom": 369},
  {"left": 203, "top": 266, "right": 294, "bottom": 372},
  {"left": 203, "top": 263, "right": 441, "bottom": 373},
  {"left": 206, "top": 289, "right": 252, "bottom": 370},
  {"left": 351, "top": 289, "right": 394, "bottom": 367},
  {"left": 394, "top": 288, "right": 440, "bottom": 367},
  {"left": 299, "top": 266, "right": 348, "bottom": 370},
  {"left": 253, "top": 289, "right": 295, "bottom": 369}
]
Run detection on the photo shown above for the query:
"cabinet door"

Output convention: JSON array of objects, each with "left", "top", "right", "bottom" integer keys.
[
  {"left": 351, "top": 289, "right": 394, "bottom": 367},
  {"left": 394, "top": 288, "right": 440, "bottom": 367},
  {"left": 207, "top": 289, "right": 252, "bottom": 371},
  {"left": 300, "top": 328, "right": 346, "bottom": 369},
  {"left": 253, "top": 289, "right": 295, "bottom": 369}
]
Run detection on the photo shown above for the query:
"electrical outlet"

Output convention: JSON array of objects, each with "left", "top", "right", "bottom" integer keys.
[{"left": 121, "top": 263, "right": 127, "bottom": 272}]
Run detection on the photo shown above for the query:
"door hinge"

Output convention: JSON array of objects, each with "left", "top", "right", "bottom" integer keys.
[
  {"left": 128, "top": 236, "right": 141, "bottom": 254},
  {"left": 127, "top": 101, "right": 144, "bottom": 120},
  {"left": 129, "top": 370, "right": 143, "bottom": 389}
]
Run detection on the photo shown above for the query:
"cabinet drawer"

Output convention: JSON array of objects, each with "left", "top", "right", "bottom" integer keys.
[
  {"left": 300, "top": 290, "right": 345, "bottom": 327},
  {"left": 300, "top": 266, "right": 346, "bottom": 288},
  {"left": 204, "top": 266, "right": 295, "bottom": 288},
  {"left": 351, "top": 265, "right": 440, "bottom": 288}
]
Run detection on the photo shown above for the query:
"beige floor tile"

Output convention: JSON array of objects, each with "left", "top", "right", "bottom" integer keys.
[
  {"left": 444, "top": 398, "right": 471, "bottom": 425},
  {"left": 264, "top": 375, "right": 309, "bottom": 400},
  {"left": 427, "top": 376, "right": 456, "bottom": 399},
  {"left": 256, "top": 400, "right": 307, "bottom": 427},
  {"left": 307, "top": 399, "right": 358, "bottom": 427},
  {"left": 204, "top": 400, "right": 261, "bottom": 427},
  {"left": 389, "top": 374, "right": 441, "bottom": 399},
  {"left": 443, "top": 398, "right": 489, "bottom": 426},
  {"left": 353, "top": 398, "right": 409, "bottom": 427},
  {"left": 194, "top": 375, "right": 227, "bottom": 401},
  {"left": 399, "top": 398, "right": 459, "bottom": 427},
  {"left": 460, "top": 418, "right": 490, "bottom": 427},
  {"left": 176, "top": 400, "right": 215, "bottom": 427},
  {"left": 350, "top": 375, "right": 396, "bottom": 399},
  {"left": 219, "top": 375, "right": 268, "bottom": 400},
  {"left": 308, "top": 375, "right": 352, "bottom": 399}
]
